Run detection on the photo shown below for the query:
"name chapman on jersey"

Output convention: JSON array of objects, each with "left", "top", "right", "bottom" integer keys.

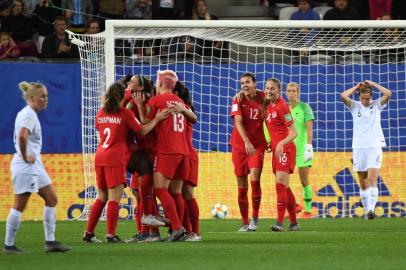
[{"left": 98, "top": 116, "right": 122, "bottom": 124}]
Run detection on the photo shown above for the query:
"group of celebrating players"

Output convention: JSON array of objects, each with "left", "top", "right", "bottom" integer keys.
[{"left": 4, "top": 69, "right": 391, "bottom": 253}]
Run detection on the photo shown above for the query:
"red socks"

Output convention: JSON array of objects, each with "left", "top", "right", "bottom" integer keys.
[
  {"left": 171, "top": 193, "right": 185, "bottom": 223},
  {"left": 182, "top": 202, "right": 192, "bottom": 234},
  {"left": 140, "top": 175, "right": 153, "bottom": 215},
  {"left": 238, "top": 187, "right": 249, "bottom": 225},
  {"left": 251, "top": 180, "right": 262, "bottom": 219},
  {"left": 106, "top": 201, "right": 119, "bottom": 236},
  {"left": 86, "top": 198, "right": 106, "bottom": 234},
  {"left": 186, "top": 198, "right": 200, "bottom": 235},
  {"left": 286, "top": 187, "right": 297, "bottom": 224},
  {"left": 276, "top": 183, "right": 287, "bottom": 224},
  {"left": 154, "top": 188, "right": 181, "bottom": 230},
  {"left": 135, "top": 196, "right": 142, "bottom": 232}
]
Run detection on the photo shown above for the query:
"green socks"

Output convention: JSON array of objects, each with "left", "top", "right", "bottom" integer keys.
[{"left": 302, "top": 185, "right": 313, "bottom": 212}]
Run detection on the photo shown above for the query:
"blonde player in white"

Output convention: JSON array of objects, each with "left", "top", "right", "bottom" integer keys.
[
  {"left": 3, "top": 82, "right": 71, "bottom": 254},
  {"left": 341, "top": 80, "right": 391, "bottom": 220}
]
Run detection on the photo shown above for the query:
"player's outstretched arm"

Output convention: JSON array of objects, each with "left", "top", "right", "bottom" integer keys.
[
  {"left": 139, "top": 109, "right": 170, "bottom": 136},
  {"left": 364, "top": 80, "right": 392, "bottom": 106},
  {"left": 341, "top": 83, "right": 362, "bottom": 107},
  {"left": 168, "top": 102, "right": 197, "bottom": 123}
]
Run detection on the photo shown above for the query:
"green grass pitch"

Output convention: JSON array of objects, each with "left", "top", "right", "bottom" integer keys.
[{"left": 1, "top": 218, "right": 406, "bottom": 270}]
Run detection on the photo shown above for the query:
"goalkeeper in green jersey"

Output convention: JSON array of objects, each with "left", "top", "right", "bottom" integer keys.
[{"left": 285, "top": 82, "right": 315, "bottom": 218}]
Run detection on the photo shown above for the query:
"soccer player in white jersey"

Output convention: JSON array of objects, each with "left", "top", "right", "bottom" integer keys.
[
  {"left": 4, "top": 81, "right": 71, "bottom": 254},
  {"left": 341, "top": 80, "right": 391, "bottom": 219}
]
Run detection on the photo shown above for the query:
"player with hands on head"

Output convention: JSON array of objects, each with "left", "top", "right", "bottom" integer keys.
[
  {"left": 341, "top": 80, "right": 391, "bottom": 220},
  {"left": 230, "top": 73, "right": 267, "bottom": 232},
  {"left": 4, "top": 81, "right": 71, "bottom": 254},
  {"left": 285, "top": 82, "right": 315, "bottom": 219},
  {"left": 263, "top": 78, "right": 299, "bottom": 232}
]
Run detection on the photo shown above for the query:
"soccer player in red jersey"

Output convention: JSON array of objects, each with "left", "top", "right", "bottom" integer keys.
[
  {"left": 82, "top": 82, "right": 169, "bottom": 243},
  {"left": 230, "top": 73, "right": 267, "bottom": 232},
  {"left": 145, "top": 70, "right": 193, "bottom": 241},
  {"left": 173, "top": 81, "right": 201, "bottom": 241},
  {"left": 263, "top": 78, "right": 299, "bottom": 232}
]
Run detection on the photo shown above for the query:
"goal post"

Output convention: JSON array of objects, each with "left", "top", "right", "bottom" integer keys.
[{"left": 70, "top": 20, "right": 406, "bottom": 220}]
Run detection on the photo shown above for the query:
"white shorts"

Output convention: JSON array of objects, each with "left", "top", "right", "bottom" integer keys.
[
  {"left": 353, "top": 147, "right": 383, "bottom": 172},
  {"left": 11, "top": 164, "right": 52, "bottom": 194}
]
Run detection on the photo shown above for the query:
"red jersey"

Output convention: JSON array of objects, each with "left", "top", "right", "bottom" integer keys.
[
  {"left": 128, "top": 99, "right": 156, "bottom": 151},
  {"left": 186, "top": 121, "right": 198, "bottom": 161},
  {"left": 146, "top": 92, "right": 189, "bottom": 155},
  {"left": 230, "top": 91, "right": 267, "bottom": 151},
  {"left": 95, "top": 108, "right": 142, "bottom": 166},
  {"left": 265, "top": 97, "right": 295, "bottom": 150}
]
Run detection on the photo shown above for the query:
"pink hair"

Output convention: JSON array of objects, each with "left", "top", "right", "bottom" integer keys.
[{"left": 157, "top": 70, "right": 178, "bottom": 90}]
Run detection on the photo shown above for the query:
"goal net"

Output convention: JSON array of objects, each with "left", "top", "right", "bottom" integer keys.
[{"left": 69, "top": 20, "right": 406, "bottom": 220}]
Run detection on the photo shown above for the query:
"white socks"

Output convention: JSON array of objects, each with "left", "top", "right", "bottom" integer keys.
[
  {"left": 359, "top": 189, "right": 370, "bottom": 213},
  {"left": 369, "top": 187, "right": 379, "bottom": 213},
  {"left": 360, "top": 187, "right": 379, "bottom": 213},
  {"left": 43, "top": 206, "right": 56, "bottom": 242},
  {"left": 5, "top": 208, "right": 22, "bottom": 246}
]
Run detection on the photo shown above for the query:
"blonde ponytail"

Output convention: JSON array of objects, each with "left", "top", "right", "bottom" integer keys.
[{"left": 18, "top": 81, "right": 45, "bottom": 102}]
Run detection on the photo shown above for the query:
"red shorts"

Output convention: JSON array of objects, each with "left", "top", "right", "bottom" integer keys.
[
  {"left": 232, "top": 148, "right": 265, "bottom": 177},
  {"left": 184, "top": 157, "right": 198, "bottom": 187},
  {"left": 154, "top": 153, "right": 189, "bottom": 180},
  {"left": 271, "top": 145, "right": 296, "bottom": 174},
  {"left": 130, "top": 172, "right": 139, "bottom": 189},
  {"left": 95, "top": 166, "right": 126, "bottom": 189}
]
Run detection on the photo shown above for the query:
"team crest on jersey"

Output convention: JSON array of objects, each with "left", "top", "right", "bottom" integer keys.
[{"left": 272, "top": 111, "right": 277, "bottom": 118}]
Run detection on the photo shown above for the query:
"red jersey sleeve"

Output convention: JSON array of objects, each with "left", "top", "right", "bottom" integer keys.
[
  {"left": 230, "top": 98, "right": 241, "bottom": 117},
  {"left": 280, "top": 102, "right": 294, "bottom": 127},
  {"left": 125, "top": 109, "right": 142, "bottom": 132}
]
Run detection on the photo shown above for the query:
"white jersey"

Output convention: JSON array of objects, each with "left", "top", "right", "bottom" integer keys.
[
  {"left": 346, "top": 99, "right": 386, "bottom": 149},
  {"left": 11, "top": 105, "right": 43, "bottom": 174}
]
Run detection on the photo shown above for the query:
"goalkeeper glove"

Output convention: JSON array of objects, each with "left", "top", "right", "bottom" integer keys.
[{"left": 303, "top": 144, "right": 313, "bottom": 162}]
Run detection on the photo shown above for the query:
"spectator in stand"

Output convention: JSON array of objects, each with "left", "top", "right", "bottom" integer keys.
[
  {"left": 98, "top": 0, "right": 125, "bottom": 31},
  {"left": 41, "top": 15, "right": 79, "bottom": 59},
  {"left": 125, "top": 0, "right": 152, "bottom": 19},
  {"left": 151, "top": 0, "right": 184, "bottom": 19},
  {"left": 290, "top": 0, "right": 320, "bottom": 20},
  {"left": 191, "top": 0, "right": 217, "bottom": 20},
  {"left": 84, "top": 18, "right": 100, "bottom": 34},
  {"left": 24, "top": 0, "right": 38, "bottom": 16},
  {"left": 368, "top": 0, "right": 391, "bottom": 20},
  {"left": 63, "top": 0, "right": 94, "bottom": 33},
  {"left": 0, "top": 31, "right": 20, "bottom": 59},
  {"left": 32, "top": 0, "right": 63, "bottom": 53},
  {"left": 349, "top": 0, "right": 369, "bottom": 20},
  {"left": 3, "top": 0, "right": 38, "bottom": 56},
  {"left": 391, "top": 0, "right": 406, "bottom": 20},
  {"left": 323, "top": 0, "right": 359, "bottom": 20}
]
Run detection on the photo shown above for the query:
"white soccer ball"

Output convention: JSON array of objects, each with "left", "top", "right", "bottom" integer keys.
[{"left": 211, "top": 203, "right": 228, "bottom": 219}]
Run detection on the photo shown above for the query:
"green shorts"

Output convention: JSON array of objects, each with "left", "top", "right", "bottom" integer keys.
[{"left": 296, "top": 153, "right": 313, "bottom": 168}]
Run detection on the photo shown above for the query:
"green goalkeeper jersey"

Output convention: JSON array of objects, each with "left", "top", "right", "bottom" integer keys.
[{"left": 291, "top": 102, "right": 314, "bottom": 156}]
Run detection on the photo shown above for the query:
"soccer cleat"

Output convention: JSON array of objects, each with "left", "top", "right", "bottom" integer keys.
[
  {"left": 125, "top": 233, "right": 149, "bottom": 243},
  {"left": 157, "top": 215, "right": 171, "bottom": 226},
  {"left": 238, "top": 224, "right": 250, "bottom": 232},
  {"left": 146, "top": 232, "right": 161, "bottom": 242},
  {"left": 299, "top": 212, "right": 312, "bottom": 219},
  {"left": 288, "top": 223, "right": 300, "bottom": 232},
  {"left": 105, "top": 235, "right": 123, "bottom": 243},
  {"left": 167, "top": 227, "right": 186, "bottom": 242},
  {"left": 185, "top": 233, "right": 202, "bottom": 242},
  {"left": 248, "top": 218, "right": 258, "bottom": 231},
  {"left": 3, "top": 245, "right": 23, "bottom": 254},
  {"left": 141, "top": 214, "right": 165, "bottom": 226},
  {"left": 366, "top": 210, "right": 376, "bottom": 220},
  {"left": 271, "top": 223, "right": 284, "bottom": 232},
  {"left": 45, "top": 241, "right": 72, "bottom": 253},
  {"left": 82, "top": 232, "right": 102, "bottom": 243}
]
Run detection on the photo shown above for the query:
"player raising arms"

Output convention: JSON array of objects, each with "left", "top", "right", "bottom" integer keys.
[
  {"left": 341, "top": 80, "right": 391, "bottom": 219},
  {"left": 145, "top": 70, "right": 193, "bottom": 241},
  {"left": 263, "top": 78, "right": 299, "bottom": 232},
  {"left": 4, "top": 81, "right": 71, "bottom": 254},
  {"left": 83, "top": 82, "right": 169, "bottom": 243},
  {"left": 285, "top": 82, "right": 315, "bottom": 218},
  {"left": 230, "top": 73, "right": 267, "bottom": 232}
]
